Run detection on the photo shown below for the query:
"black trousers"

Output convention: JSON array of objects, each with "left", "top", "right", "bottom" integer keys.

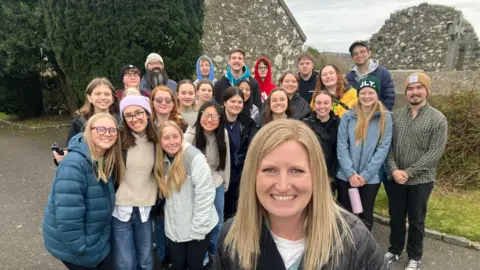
[
  {"left": 224, "top": 181, "right": 240, "bottom": 219},
  {"left": 388, "top": 181, "right": 434, "bottom": 260},
  {"left": 336, "top": 179, "right": 381, "bottom": 231},
  {"left": 62, "top": 258, "right": 111, "bottom": 270},
  {"left": 167, "top": 234, "right": 211, "bottom": 270}
]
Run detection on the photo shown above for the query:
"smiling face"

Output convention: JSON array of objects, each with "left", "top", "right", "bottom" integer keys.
[
  {"left": 91, "top": 117, "right": 118, "bottom": 153},
  {"left": 239, "top": 82, "right": 251, "bottom": 101},
  {"left": 406, "top": 82, "right": 428, "bottom": 106},
  {"left": 153, "top": 90, "right": 174, "bottom": 115},
  {"left": 123, "top": 105, "right": 148, "bottom": 135},
  {"left": 256, "top": 140, "right": 312, "bottom": 221},
  {"left": 224, "top": 95, "right": 244, "bottom": 117},
  {"left": 199, "top": 59, "right": 211, "bottom": 77},
  {"left": 87, "top": 84, "right": 114, "bottom": 112},
  {"left": 200, "top": 106, "right": 220, "bottom": 133},
  {"left": 358, "top": 87, "right": 379, "bottom": 109},
  {"left": 320, "top": 66, "right": 338, "bottom": 89},
  {"left": 351, "top": 46, "right": 371, "bottom": 66},
  {"left": 197, "top": 83, "right": 213, "bottom": 104},
  {"left": 228, "top": 52, "right": 245, "bottom": 73},
  {"left": 314, "top": 93, "right": 333, "bottom": 118},
  {"left": 270, "top": 91, "right": 288, "bottom": 115},
  {"left": 177, "top": 83, "right": 195, "bottom": 108},
  {"left": 161, "top": 125, "right": 182, "bottom": 156},
  {"left": 281, "top": 73, "right": 299, "bottom": 95}
]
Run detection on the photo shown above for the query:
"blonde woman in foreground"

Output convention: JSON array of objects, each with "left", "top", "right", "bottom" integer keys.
[{"left": 213, "top": 119, "right": 388, "bottom": 270}]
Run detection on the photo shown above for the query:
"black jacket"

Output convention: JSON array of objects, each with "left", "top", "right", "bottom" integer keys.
[
  {"left": 298, "top": 71, "right": 318, "bottom": 102},
  {"left": 291, "top": 93, "right": 311, "bottom": 120},
  {"left": 65, "top": 115, "right": 87, "bottom": 146},
  {"left": 214, "top": 75, "right": 263, "bottom": 111},
  {"left": 302, "top": 111, "right": 340, "bottom": 178},
  {"left": 214, "top": 211, "right": 388, "bottom": 270},
  {"left": 229, "top": 113, "right": 259, "bottom": 180}
]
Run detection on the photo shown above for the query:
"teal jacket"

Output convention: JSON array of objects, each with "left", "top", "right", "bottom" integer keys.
[
  {"left": 337, "top": 109, "right": 393, "bottom": 184},
  {"left": 42, "top": 133, "right": 115, "bottom": 267}
]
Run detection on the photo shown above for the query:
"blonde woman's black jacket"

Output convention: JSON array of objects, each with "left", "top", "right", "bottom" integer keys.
[
  {"left": 213, "top": 211, "right": 389, "bottom": 270},
  {"left": 302, "top": 111, "right": 340, "bottom": 178}
]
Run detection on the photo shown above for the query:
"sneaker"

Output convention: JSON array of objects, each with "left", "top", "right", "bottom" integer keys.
[
  {"left": 405, "top": 260, "right": 421, "bottom": 270},
  {"left": 385, "top": 252, "right": 400, "bottom": 264}
]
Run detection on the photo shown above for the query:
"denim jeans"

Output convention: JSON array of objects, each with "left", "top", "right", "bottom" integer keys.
[
  {"left": 111, "top": 207, "right": 154, "bottom": 270},
  {"left": 209, "top": 185, "right": 224, "bottom": 255},
  {"left": 154, "top": 217, "right": 166, "bottom": 261}
]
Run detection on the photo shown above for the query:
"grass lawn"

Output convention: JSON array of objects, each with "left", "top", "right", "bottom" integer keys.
[
  {"left": 375, "top": 185, "right": 480, "bottom": 242},
  {"left": 0, "top": 112, "right": 71, "bottom": 128}
]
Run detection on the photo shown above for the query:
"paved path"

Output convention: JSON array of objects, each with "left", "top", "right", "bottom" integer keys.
[{"left": 0, "top": 124, "right": 478, "bottom": 269}]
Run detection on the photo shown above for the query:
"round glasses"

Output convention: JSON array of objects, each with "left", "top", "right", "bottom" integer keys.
[
  {"left": 154, "top": 97, "right": 173, "bottom": 104},
  {"left": 91, "top": 126, "right": 118, "bottom": 136}
]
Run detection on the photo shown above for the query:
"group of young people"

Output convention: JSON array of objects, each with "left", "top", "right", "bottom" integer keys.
[{"left": 43, "top": 40, "right": 448, "bottom": 270}]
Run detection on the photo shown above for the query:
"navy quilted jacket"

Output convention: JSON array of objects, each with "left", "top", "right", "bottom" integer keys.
[{"left": 42, "top": 133, "right": 115, "bottom": 267}]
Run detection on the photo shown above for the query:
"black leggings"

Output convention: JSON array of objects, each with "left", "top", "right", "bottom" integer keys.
[
  {"left": 167, "top": 234, "right": 211, "bottom": 270},
  {"left": 336, "top": 179, "right": 381, "bottom": 231}
]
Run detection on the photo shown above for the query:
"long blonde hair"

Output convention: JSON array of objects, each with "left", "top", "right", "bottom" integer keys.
[
  {"left": 354, "top": 100, "right": 387, "bottom": 146},
  {"left": 83, "top": 113, "right": 124, "bottom": 184},
  {"left": 223, "top": 119, "right": 353, "bottom": 269},
  {"left": 154, "top": 121, "right": 187, "bottom": 199}
]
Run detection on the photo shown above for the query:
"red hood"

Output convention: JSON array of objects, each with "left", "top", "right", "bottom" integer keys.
[{"left": 254, "top": 57, "right": 277, "bottom": 101}]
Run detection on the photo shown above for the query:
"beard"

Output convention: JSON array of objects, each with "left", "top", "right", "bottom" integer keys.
[
  {"left": 408, "top": 94, "right": 424, "bottom": 106},
  {"left": 145, "top": 69, "right": 169, "bottom": 91}
]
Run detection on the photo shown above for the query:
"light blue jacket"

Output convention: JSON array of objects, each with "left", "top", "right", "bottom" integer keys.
[{"left": 337, "top": 109, "right": 393, "bottom": 184}]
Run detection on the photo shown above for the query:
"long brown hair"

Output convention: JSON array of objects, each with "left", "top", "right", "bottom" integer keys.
[
  {"left": 75, "top": 77, "right": 120, "bottom": 119},
  {"left": 83, "top": 113, "right": 124, "bottom": 184},
  {"left": 121, "top": 110, "right": 158, "bottom": 150},
  {"left": 263, "top": 87, "right": 294, "bottom": 124},
  {"left": 355, "top": 99, "right": 387, "bottom": 146},
  {"left": 314, "top": 64, "right": 348, "bottom": 99},
  {"left": 154, "top": 121, "right": 187, "bottom": 199},
  {"left": 150, "top": 85, "right": 186, "bottom": 130},
  {"left": 223, "top": 119, "right": 353, "bottom": 269}
]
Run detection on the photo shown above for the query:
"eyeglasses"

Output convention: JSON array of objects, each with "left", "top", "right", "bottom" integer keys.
[
  {"left": 148, "top": 61, "right": 163, "bottom": 66},
  {"left": 124, "top": 111, "right": 145, "bottom": 122},
  {"left": 257, "top": 66, "right": 268, "bottom": 71},
  {"left": 124, "top": 73, "right": 140, "bottom": 78},
  {"left": 91, "top": 126, "right": 118, "bottom": 136},
  {"left": 201, "top": 112, "right": 220, "bottom": 121},
  {"left": 154, "top": 97, "right": 173, "bottom": 104}
]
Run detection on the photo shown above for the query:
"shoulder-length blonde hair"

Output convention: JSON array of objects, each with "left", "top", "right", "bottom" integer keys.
[
  {"left": 75, "top": 78, "right": 120, "bottom": 119},
  {"left": 83, "top": 113, "right": 124, "bottom": 184},
  {"left": 154, "top": 121, "right": 187, "bottom": 199},
  {"left": 223, "top": 119, "right": 353, "bottom": 269},
  {"left": 355, "top": 99, "right": 387, "bottom": 146}
]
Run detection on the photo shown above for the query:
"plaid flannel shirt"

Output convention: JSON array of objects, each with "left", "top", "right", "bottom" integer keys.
[{"left": 387, "top": 104, "right": 448, "bottom": 185}]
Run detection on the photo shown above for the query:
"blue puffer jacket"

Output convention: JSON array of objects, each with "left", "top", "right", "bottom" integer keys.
[
  {"left": 337, "top": 109, "right": 393, "bottom": 184},
  {"left": 42, "top": 133, "right": 115, "bottom": 267}
]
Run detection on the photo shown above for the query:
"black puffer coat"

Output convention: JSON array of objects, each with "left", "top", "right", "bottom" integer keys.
[{"left": 213, "top": 211, "right": 389, "bottom": 270}]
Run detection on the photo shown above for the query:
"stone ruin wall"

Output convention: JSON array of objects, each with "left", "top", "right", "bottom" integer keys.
[
  {"left": 201, "top": 0, "right": 306, "bottom": 81},
  {"left": 369, "top": 3, "right": 480, "bottom": 71}
]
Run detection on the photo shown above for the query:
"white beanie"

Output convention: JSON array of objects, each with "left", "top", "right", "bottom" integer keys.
[{"left": 145, "top": 53, "right": 164, "bottom": 69}]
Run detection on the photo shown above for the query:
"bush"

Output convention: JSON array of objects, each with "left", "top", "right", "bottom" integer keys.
[
  {"left": 431, "top": 89, "right": 480, "bottom": 189},
  {"left": 0, "top": 73, "right": 44, "bottom": 119}
]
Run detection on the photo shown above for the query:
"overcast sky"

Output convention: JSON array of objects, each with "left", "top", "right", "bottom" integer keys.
[{"left": 285, "top": 0, "right": 480, "bottom": 52}]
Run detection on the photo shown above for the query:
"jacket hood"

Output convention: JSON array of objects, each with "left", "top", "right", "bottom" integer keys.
[
  {"left": 67, "top": 133, "right": 91, "bottom": 161},
  {"left": 225, "top": 65, "right": 251, "bottom": 86},
  {"left": 350, "top": 59, "right": 379, "bottom": 76},
  {"left": 254, "top": 57, "right": 277, "bottom": 101},
  {"left": 195, "top": 55, "right": 215, "bottom": 82}
]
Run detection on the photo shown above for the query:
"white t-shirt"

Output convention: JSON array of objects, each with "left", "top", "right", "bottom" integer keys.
[{"left": 271, "top": 231, "right": 306, "bottom": 269}]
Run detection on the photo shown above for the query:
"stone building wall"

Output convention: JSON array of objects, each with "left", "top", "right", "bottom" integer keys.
[
  {"left": 390, "top": 70, "right": 480, "bottom": 95},
  {"left": 201, "top": 0, "right": 306, "bottom": 81},
  {"left": 369, "top": 3, "right": 480, "bottom": 71}
]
